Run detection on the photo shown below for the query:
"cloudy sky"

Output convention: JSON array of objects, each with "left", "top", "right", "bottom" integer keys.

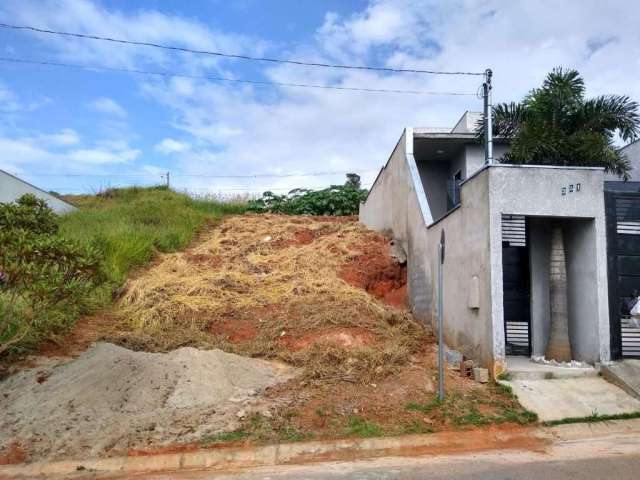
[{"left": 0, "top": 0, "right": 638, "bottom": 195}]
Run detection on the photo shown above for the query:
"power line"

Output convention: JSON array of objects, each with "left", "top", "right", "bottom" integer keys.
[
  {"left": 0, "top": 57, "right": 477, "bottom": 96},
  {"left": 20, "top": 169, "right": 380, "bottom": 178},
  {"left": 0, "top": 23, "right": 485, "bottom": 76}
]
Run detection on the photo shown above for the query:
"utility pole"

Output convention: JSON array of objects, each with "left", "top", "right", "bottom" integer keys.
[
  {"left": 165, "top": 171, "right": 170, "bottom": 189},
  {"left": 483, "top": 68, "right": 493, "bottom": 165},
  {"left": 437, "top": 230, "right": 446, "bottom": 402}
]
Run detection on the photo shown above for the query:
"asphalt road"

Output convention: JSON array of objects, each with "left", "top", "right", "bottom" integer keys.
[{"left": 138, "top": 432, "right": 640, "bottom": 480}]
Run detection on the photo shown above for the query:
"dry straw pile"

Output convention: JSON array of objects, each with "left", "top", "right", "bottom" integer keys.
[{"left": 114, "top": 214, "right": 427, "bottom": 382}]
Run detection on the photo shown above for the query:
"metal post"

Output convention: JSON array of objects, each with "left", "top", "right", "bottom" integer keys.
[
  {"left": 437, "top": 239, "right": 445, "bottom": 402},
  {"left": 166, "top": 171, "right": 170, "bottom": 189},
  {"left": 483, "top": 68, "right": 493, "bottom": 165}
]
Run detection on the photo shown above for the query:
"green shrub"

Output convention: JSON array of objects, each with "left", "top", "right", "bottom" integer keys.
[
  {"left": 1, "top": 187, "right": 246, "bottom": 356},
  {"left": 0, "top": 195, "right": 102, "bottom": 354},
  {"left": 247, "top": 175, "right": 368, "bottom": 216}
]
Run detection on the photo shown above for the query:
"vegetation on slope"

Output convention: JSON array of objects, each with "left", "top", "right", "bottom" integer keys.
[
  {"left": 247, "top": 174, "right": 368, "bottom": 216},
  {"left": 0, "top": 186, "right": 245, "bottom": 356}
]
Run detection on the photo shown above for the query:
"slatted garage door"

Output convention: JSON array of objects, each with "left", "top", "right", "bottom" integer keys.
[
  {"left": 502, "top": 215, "right": 531, "bottom": 356},
  {"left": 605, "top": 191, "right": 640, "bottom": 359}
]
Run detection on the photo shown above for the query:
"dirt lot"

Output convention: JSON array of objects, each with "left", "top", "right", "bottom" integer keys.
[{"left": 0, "top": 214, "right": 534, "bottom": 463}]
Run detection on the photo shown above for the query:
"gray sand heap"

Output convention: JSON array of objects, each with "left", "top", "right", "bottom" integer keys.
[{"left": 0, "top": 343, "right": 295, "bottom": 461}]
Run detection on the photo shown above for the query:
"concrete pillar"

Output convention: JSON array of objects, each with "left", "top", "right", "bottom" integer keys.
[{"left": 546, "top": 225, "right": 572, "bottom": 361}]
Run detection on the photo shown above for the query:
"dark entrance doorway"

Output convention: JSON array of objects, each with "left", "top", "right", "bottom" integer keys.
[
  {"left": 502, "top": 215, "right": 532, "bottom": 356},
  {"left": 605, "top": 189, "right": 640, "bottom": 359}
]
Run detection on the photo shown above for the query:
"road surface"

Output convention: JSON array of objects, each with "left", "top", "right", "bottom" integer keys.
[{"left": 137, "top": 429, "right": 640, "bottom": 480}]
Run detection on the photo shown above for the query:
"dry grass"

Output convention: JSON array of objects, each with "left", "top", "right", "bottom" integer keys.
[{"left": 112, "top": 214, "right": 427, "bottom": 382}]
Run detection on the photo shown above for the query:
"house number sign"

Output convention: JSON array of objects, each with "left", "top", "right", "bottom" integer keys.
[{"left": 561, "top": 183, "right": 581, "bottom": 196}]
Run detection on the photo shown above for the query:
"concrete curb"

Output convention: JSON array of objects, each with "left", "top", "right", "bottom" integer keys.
[{"left": 2, "top": 419, "right": 640, "bottom": 479}]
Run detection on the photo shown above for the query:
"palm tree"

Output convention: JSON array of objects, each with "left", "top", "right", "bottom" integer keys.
[
  {"left": 482, "top": 68, "right": 640, "bottom": 361},
  {"left": 485, "top": 67, "right": 640, "bottom": 179}
]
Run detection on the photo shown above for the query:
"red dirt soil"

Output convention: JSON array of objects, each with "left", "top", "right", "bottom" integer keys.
[
  {"left": 0, "top": 442, "right": 27, "bottom": 465},
  {"left": 340, "top": 234, "right": 407, "bottom": 308},
  {"left": 281, "top": 327, "right": 375, "bottom": 351}
]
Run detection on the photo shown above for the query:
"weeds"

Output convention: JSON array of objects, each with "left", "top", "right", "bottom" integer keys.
[
  {"left": 345, "top": 416, "right": 383, "bottom": 438},
  {"left": 201, "top": 413, "right": 314, "bottom": 446},
  {"left": 404, "top": 386, "right": 537, "bottom": 429},
  {"left": 543, "top": 411, "right": 640, "bottom": 426}
]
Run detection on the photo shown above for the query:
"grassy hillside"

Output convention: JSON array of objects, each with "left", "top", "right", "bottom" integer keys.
[
  {"left": 1, "top": 186, "right": 245, "bottom": 355},
  {"left": 61, "top": 186, "right": 246, "bottom": 286}
]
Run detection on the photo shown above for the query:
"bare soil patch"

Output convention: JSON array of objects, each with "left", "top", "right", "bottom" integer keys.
[
  {"left": 113, "top": 214, "right": 424, "bottom": 383},
  {"left": 0, "top": 214, "right": 534, "bottom": 463},
  {"left": 0, "top": 343, "right": 294, "bottom": 462}
]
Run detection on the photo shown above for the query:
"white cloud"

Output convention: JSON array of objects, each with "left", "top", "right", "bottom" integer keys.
[
  {"left": 40, "top": 128, "right": 81, "bottom": 146},
  {"left": 68, "top": 146, "right": 140, "bottom": 165},
  {"left": 89, "top": 97, "right": 127, "bottom": 117},
  {"left": 2, "top": 0, "right": 640, "bottom": 194},
  {"left": 1, "top": 0, "right": 268, "bottom": 72},
  {"left": 155, "top": 138, "right": 190, "bottom": 154}
]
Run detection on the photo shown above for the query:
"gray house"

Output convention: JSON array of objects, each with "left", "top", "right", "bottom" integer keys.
[
  {"left": 0, "top": 169, "right": 77, "bottom": 214},
  {"left": 360, "top": 112, "right": 639, "bottom": 376}
]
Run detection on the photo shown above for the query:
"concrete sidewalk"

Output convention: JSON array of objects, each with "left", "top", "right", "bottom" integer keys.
[
  {"left": 141, "top": 423, "right": 640, "bottom": 480},
  {"left": 603, "top": 360, "right": 640, "bottom": 400},
  {"left": 503, "top": 376, "right": 640, "bottom": 422},
  {"left": 3, "top": 419, "right": 640, "bottom": 479}
]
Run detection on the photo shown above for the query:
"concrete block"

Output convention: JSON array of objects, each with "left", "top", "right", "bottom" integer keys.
[{"left": 473, "top": 367, "right": 489, "bottom": 383}]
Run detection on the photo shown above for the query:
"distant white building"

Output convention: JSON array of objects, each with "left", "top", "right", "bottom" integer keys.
[{"left": 0, "top": 169, "right": 77, "bottom": 214}]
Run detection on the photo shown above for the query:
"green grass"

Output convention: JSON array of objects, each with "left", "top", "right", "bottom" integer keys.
[
  {"left": 543, "top": 411, "right": 640, "bottom": 426},
  {"left": 405, "top": 398, "right": 442, "bottom": 414},
  {"left": 1, "top": 186, "right": 245, "bottom": 357},
  {"left": 201, "top": 413, "right": 314, "bottom": 446},
  {"left": 60, "top": 186, "right": 245, "bottom": 286},
  {"left": 344, "top": 416, "right": 384, "bottom": 438}
]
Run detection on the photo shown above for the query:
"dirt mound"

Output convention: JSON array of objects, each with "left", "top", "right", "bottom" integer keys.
[
  {"left": 340, "top": 233, "right": 407, "bottom": 308},
  {"left": 115, "top": 214, "right": 425, "bottom": 382},
  {"left": 0, "top": 342, "right": 295, "bottom": 461}
]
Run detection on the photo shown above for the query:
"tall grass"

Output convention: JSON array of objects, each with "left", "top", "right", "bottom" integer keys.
[
  {"left": 1, "top": 186, "right": 245, "bottom": 356},
  {"left": 60, "top": 186, "right": 245, "bottom": 286}
]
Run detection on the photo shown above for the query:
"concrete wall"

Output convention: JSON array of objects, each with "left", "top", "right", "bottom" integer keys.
[
  {"left": 528, "top": 217, "right": 602, "bottom": 363},
  {"left": 564, "top": 218, "right": 601, "bottom": 363},
  {"left": 362, "top": 133, "right": 611, "bottom": 370},
  {"left": 487, "top": 165, "right": 610, "bottom": 364},
  {"left": 359, "top": 129, "right": 434, "bottom": 321},
  {"left": 417, "top": 161, "right": 449, "bottom": 220},
  {"left": 0, "top": 170, "right": 76, "bottom": 214},
  {"left": 529, "top": 219, "right": 551, "bottom": 357},
  {"left": 425, "top": 172, "right": 494, "bottom": 367}
]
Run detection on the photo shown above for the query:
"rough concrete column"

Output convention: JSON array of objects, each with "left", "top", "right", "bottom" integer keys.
[{"left": 546, "top": 225, "right": 572, "bottom": 362}]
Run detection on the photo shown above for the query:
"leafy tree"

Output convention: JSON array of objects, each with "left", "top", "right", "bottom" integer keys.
[
  {"left": 0, "top": 194, "right": 102, "bottom": 354},
  {"left": 479, "top": 67, "right": 640, "bottom": 179},
  {"left": 247, "top": 175, "right": 368, "bottom": 216}
]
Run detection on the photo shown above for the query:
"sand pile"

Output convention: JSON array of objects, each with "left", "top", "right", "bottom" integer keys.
[{"left": 0, "top": 342, "right": 295, "bottom": 461}]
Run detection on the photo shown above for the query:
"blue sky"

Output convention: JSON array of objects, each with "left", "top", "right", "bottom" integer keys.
[{"left": 1, "top": 0, "right": 639, "bottom": 195}]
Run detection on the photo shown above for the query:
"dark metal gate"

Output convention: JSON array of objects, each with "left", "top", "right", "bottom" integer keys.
[
  {"left": 502, "top": 215, "right": 531, "bottom": 356},
  {"left": 606, "top": 191, "right": 640, "bottom": 359}
]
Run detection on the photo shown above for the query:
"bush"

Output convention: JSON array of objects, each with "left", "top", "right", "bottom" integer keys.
[
  {"left": 0, "top": 195, "right": 102, "bottom": 354},
  {"left": 247, "top": 175, "right": 368, "bottom": 216}
]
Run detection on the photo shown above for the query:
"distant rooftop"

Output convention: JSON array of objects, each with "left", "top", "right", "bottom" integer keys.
[{"left": 414, "top": 111, "right": 482, "bottom": 136}]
